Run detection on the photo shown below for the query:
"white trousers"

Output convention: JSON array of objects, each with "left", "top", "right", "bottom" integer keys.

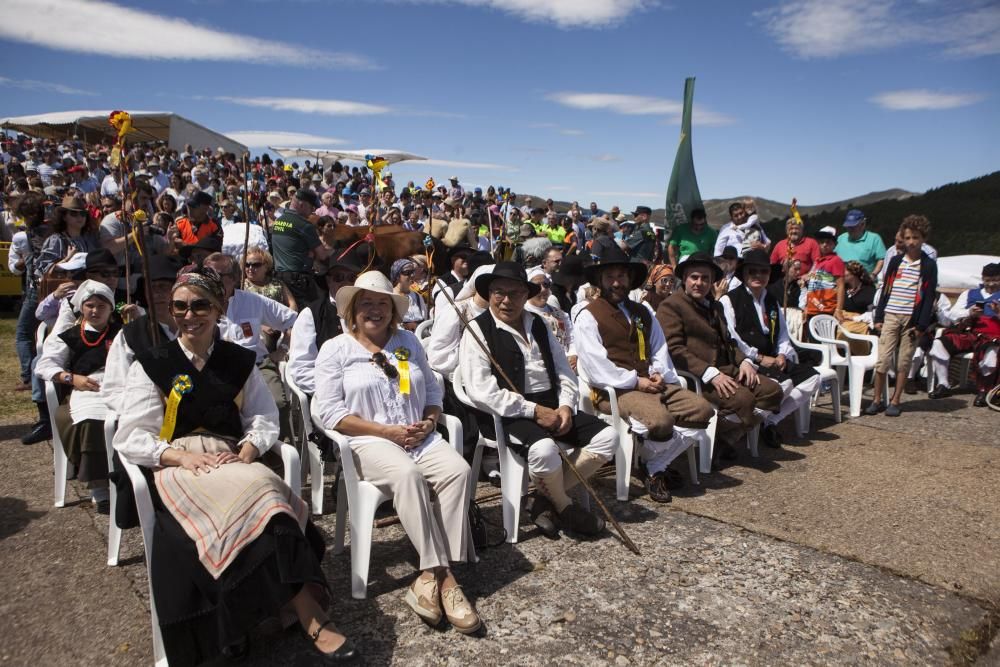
[
  {"left": 525, "top": 425, "right": 617, "bottom": 476},
  {"left": 764, "top": 374, "right": 821, "bottom": 427}
]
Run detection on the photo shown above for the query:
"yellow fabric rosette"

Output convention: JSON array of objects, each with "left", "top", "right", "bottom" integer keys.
[
  {"left": 394, "top": 347, "right": 411, "bottom": 395},
  {"left": 159, "top": 374, "right": 193, "bottom": 443}
]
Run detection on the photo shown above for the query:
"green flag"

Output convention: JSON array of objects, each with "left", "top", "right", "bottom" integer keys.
[{"left": 665, "top": 77, "right": 703, "bottom": 232}]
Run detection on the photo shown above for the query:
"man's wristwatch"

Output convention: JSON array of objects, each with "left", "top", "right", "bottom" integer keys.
[{"left": 60, "top": 372, "right": 73, "bottom": 385}]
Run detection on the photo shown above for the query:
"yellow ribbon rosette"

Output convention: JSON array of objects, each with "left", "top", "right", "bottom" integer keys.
[
  {"left": 159, "top": 374, "right": 193, "bottom": 443},
  {"left": 130, "top": 209, "right": 147, "bottom": 256},
  {"left": 394, "top": 347, "right": 411, "bottom": 395}
]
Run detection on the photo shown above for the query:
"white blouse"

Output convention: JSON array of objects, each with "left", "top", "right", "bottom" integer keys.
[
  {"left": 35, "top": 321, "right": 110, "bottom": 424},
  {"left": 312, "top": 329, "right": 446, "bottom": 460},
  {"left": 402, "top": 291, "right": 429, "bottom": 324},
  {"left": 112, "top": 338, "right": 279, "bottom": 468}
]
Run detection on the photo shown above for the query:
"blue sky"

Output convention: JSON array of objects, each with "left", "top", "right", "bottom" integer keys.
[{"left": 1, "top": 0, "right": 997, "bottom": 212}]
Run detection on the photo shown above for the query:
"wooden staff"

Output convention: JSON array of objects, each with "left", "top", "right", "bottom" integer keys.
[
  {"left": 239, "top": 154, "right": 252, "bottom": 289},
  {"left": 437, "top": 285, "right": 641, "bottom": 555},
  {"left": 131, "top": 210, "right": 161, "bottom": 346}
]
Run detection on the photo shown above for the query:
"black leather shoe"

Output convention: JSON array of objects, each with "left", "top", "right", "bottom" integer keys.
[
  {"left": 974, "top": 392, "right": 987, "bottom": 407},
  {"left": 718, "top": 442, "right": 738, "bottom": 461},
  {"left": 20, "top": 420, "right": 51, "bottom": 445},
  {"left": 557, "top": 503, "right": 605, "bottom": 536},
  {"left": 645, "top": 472, "right": 672, "bottom": 503},
  {"left": 305, "top": 621, "right": 362, "bottom": 664},
  {"left": 928, "top": 386, "right": 952, "bottom": 400},
  {"left": 903, "top": 379, "right": 920, "bottom": 395},
  {"left": 524, "top": 492, "right": 559, "bottom": 538},
  {"left": 95, "top": 499, "right": 111, "bottom": 515},
  {"left": 761, "top": 425, "right": 782, "bottom": 448}
]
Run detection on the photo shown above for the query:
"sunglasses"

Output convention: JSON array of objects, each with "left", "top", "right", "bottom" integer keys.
[
  {"left": 245, "top": 261, "right": 265, "bottom": 269},
  {"left": 87, "top": 269, "right": 118, "bottom": 279},
  {"left": 371, "top": 352, "right": 398, "bottom": 379},
  {"left": 399, "top": 269, "right": 415, "bottom": 277},
  {"left": 169, "top": 298, "right": 214, "bottom": 316},
  {"left": 538, "top": 280, "right": 552, "bottom": 289}
]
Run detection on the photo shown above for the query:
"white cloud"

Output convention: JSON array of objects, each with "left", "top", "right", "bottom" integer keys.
[
  {"left": 216, "top": 97, "right": 390, "bottom": 116},
  {"left": 547, "top": 92, "right": 735, "bottom": 126},
  {"left": 591, "top": 153, "right": 621, "bottom": 162},
  {"left": 407, "top": 0, "right": 649, "bottom": 28},
  {"left": 0, "top": 76, "right": 95, "bottom": 96},
  {"left": 756, "top": 0, "right": 1000, "bottom": 59},
  {"left": 224, "top": 131, "right": 349, "bottom": 147},
  {"left": 422, "top": 159, "right": 519, "bottom": 171},
  {"left": 0, "top": 0, "right": 376, "bottom": 69},
  {"left": 870, "top": 89, "right": 986, "bottom": 110},
  {"left": 559, "top": 128, "right": 586, "bottom": 136}
]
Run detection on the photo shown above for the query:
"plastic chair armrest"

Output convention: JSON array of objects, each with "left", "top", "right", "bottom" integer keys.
[
  {"left": 441, "top": 414, "right": 464, "bottom": 456},
  {"left": 277, "top": 442, "right": 301, "bottom": 497},
  {"left": 676, "top": 370, "right": 704, "bottom": 396},
  {"left": 792, "top": 339, "right": 831, "bottom": 367}
]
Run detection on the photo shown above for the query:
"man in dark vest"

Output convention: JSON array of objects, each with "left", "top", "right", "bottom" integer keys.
[
  {"left": 575, "top": 247, "right": 714, "bottom": 502},
  {"left": 102, "top": 254, "right": 182, "bottom": 415},
  {"left": 718, "top": 249, "right": 819, "bottom": 448},
  {"left": 286, "top": 259, "right": 360, "bottom": 396},
  {"left": 459, "top": 262, "right": 617, "bottom": 538},
  {"left": 657, "top": 251, "right": 783, "bottom": 459}
]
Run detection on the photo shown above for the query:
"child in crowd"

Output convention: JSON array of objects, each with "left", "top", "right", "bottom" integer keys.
[
  {"left": 866, "top": 216, "right": 938, "bottom": 416},
  {"left": 803, "top": 226, "right": 845, "bottom": 323}
]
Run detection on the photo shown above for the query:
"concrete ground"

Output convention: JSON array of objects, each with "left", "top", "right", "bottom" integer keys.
[{"left": 0, "top": 389, "right": 997, "bottom": 666}]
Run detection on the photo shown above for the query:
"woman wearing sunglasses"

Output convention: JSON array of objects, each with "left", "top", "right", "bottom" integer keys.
[
  {"left": 313, "top": 271, "right": 481, "bottom": 634},
  {"left": 390, "top": 258, "right": 429, "bottom": 331},
  {"left": 35, "top": 195, "right": 102, "bottom": 277},
  {"left": 113, "top": 266, "right": 359, "bottom": 665}
]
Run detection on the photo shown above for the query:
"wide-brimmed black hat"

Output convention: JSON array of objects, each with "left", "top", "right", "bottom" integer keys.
[
  {"left": 85, "top": 248, "right": 117, "bottom": 270},
  {"left": 137, "top": 254, "right": 183, "bottom": 306},
  {"left": 313, "top": 258, "right": 361, "bottom": 291},
  {"left": 736, "top": 248, "right": 771, "bottom": 277},
  {"left": 475, "top": 261, "right": 541, "bottom": 300},
  {"left": 448, "top": 245, "right": 476, "bottom": 263},
  {"left": 675, "top": 251, "right": 723, "bottom": 282},
  {"left": 583, "top": 245, "right": 648, "bottom": 290},
  {"left": 717, "top": 245, "right": 738, "bottom": 261},
  {"left": 631, "top": 205, "right": 652, "bottom": 217}
]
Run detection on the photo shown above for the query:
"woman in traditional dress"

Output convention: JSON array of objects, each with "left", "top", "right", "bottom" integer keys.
[
  {"left": 525, "top": 267, "right": 573, "bottom": 354},
  {"left": 113, "top": 266, "right": 358, "bottom": 666},
  {"left": 313, "top": 271, "right": 481, "bottom": 634},
  {"left": 35, "top": 280, "right": 120, "bottom": 512},
  {"left": 390, "top": 258, "right": 429, "bottom": 330}
]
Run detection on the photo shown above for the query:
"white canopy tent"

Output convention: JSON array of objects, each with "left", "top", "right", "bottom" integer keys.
[
  {"left": 937, "top": 255, "right": 1000, "bottom": 290},
  {"left": 1, "top": 110, "right": 247, "bottom": 154},
  {"left": 267, "top": 147, "right": 427, "bottom": 165}
]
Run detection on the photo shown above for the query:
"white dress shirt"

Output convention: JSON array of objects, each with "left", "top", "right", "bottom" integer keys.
[
  {"left": 574, "top": 301, "right": 679, "bottom": 390},
  {"left": 286, "top": 300, "right": 346, "bottom": 395},
  {"left": 719, "top": 286, "right": 797, "bottom": 364},
  {"left": 948, "top": 287, "right": 994, "bottom": 321},
  {"left": 225, "top": 289, "right": 298, "bottom": 364},
  {"left": 101, "top": 321, "right": 178, "bottom": 415},
  {"left": 713, "top": 217, "right": 771, "bottom": 258},
  {"left": 459, "top": 310, "right": 578, "bottom": 419},
  {"left": 426, "top": 298, "right": 485, "bottom": 379},
  {"left": 113, "top": 339, "right": 279, "bottom": 468},
  {"left": 313, "top": 329, "right": 446, "bottom": 461}
]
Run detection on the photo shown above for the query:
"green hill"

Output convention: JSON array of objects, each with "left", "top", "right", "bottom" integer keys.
[{"left": 766, "top": 171, "right": 1000, "bottom": 256}]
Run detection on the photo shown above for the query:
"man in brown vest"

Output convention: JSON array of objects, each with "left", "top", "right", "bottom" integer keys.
[
  {"left": 575, "top": 248, "right": 713, "bottom": 502},
  {"left": 657, "top": 252, "right": 783, "bottom": 458}
]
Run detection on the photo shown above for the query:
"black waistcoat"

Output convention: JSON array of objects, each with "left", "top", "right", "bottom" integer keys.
[
  {"left": 727, "top": 286, "right": 779, "bottom": 358},
  {"left": 474, "top": 309, "right": 559, "bottom": 408},
  {"left": 122, "top": 314, "right": 170, "bottom": 354},
  {"left": 58, "top": 321, "right": 121, "bottom": 375},
  {"left": 135, "top": 338, "right": 256, "bottom": 441},
  {"left": 307, "top": 295, "right": 343, "bottom": 350}
]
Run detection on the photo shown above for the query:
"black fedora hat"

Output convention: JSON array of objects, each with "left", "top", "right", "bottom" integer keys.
[
  {"left": 631, "top": 205, "right": 652, "bottom": 217},
  {"left": 313, "top": 258, "right": 361, "bottom": 291},
  {"left": 583, "top": 245, "right": 648, "bottom": 290},
  {"left": 736, "top": 248, "right": 771, "bottom": 277},
  {"left": 675, "top": 251, "right": 723, "bottom": 282},
  {"left": 475, "top": 261, "right": 541, "bottom": 300},
  {"left": 136, "top": 254, "right": 182, "bottom": 307}
]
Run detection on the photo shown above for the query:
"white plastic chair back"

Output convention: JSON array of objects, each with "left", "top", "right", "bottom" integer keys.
[
  {"left": 575, "top": 362, "right": 635, "bottom": 500},
  {"left": 104, "top": 414, "right": 123, "bottom": 566},
  {"left": 285, "top": 373, "right": 325, "bottom": 514},
  {"left": 37, "top": 322, "right": 68, "bottom": 508}
]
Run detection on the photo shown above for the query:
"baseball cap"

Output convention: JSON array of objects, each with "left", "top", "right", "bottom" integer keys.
[{"left": 843, "top": 209, "right": 866, "bottom": 228}]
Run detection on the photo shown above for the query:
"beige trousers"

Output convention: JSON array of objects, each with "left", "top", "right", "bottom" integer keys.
[
  {"left": 350, "top": 439, "right": 471, "bottom": 571},
  {"left": 876, "top": 312, "right": 917, "bottom": 376}
]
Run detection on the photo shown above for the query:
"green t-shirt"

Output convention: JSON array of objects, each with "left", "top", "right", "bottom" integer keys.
[
  {"left": 669, "top": 223, "right": 718, "bottom": 258},
  {"left": 270, "top": 210, "right": 321, "bottom": 273},
  {"left": 835, "top": 230, "right": 886, "bottom": 273}
]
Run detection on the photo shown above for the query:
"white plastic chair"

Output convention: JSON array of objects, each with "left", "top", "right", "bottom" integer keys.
[
  {"left": 926, "top": 329, "right": 974, "bottom": 392},
  {"left": 809, "top": 314, "right": 879, "bottom": 417},
  {"left": 451, "top": 370, "right": 529, "bottom": 545},
  {"left": 104, "top": 414, "right": 123, "bottom": 566},
  {"left": 791, "top": 339, "right": 842, "bottom": 434},
  {"left": 309, "top": 399, "right": 474, "bottom": 599},
  {"left": 36, "top": 322, "right": 69, "bottom": 508},
  {"left": 675, "top": 370, "right": 762, "bottom": 463},
  {"left": 282, "top": 369, "right": 326, "bottom": 514},
  {"left": 119, "top": 442, "right": 301, "bottom": 667},
  {"left": 575, "top": 364, "right": 698, "bottom": 499}
]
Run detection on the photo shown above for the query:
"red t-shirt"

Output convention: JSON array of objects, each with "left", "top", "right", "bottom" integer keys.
[{"left": 771, "top": 237, "right": 821, "bottom": 274}]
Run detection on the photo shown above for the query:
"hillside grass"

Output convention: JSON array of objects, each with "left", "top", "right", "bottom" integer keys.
[{"left": 0, "top": 314, "right": 37, "bottom": 423}]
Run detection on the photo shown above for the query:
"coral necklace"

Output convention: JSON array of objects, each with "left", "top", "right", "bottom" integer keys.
[{"left": 80, "top": 320, "right": 110, "bottom": 348}]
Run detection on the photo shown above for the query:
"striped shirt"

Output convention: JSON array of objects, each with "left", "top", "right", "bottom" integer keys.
[{"left": 885, "top": 256, "right": 920, "bottom": 315}]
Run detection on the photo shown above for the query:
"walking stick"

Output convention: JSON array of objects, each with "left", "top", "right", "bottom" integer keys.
[
  {"left": 239, "top": 154, "right": 252, "bottom": 289},
  {"left": 437, "top": 285, "right": 641, "bottom": 555},
  {"left": 131, "top": 209, "right": 161, "bottom": 346}
]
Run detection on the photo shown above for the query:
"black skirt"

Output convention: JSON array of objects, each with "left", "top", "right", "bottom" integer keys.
[
  {"left": 150, "top": 490, "right": 329, "bottom": 667},
  {"left": 64, "top": 419, "right": 109, "bottom": 484}
]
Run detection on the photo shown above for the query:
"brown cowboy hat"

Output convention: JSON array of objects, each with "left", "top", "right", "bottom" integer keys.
[{"left": 58, "top": 195, "right": 88, "bottom": 212}]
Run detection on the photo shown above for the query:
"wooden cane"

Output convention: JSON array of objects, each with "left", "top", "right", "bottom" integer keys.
[
  {"left": 239, "top": 154, "right": 252, "bottom": 290},
  {"left": 437, "top": 285, "right": 641, "bottom": 555}
]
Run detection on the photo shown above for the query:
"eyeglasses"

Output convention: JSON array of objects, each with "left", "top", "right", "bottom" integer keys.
[
  {"left": 245, "top": 261, "right": 264, "bottom": 269},
  {"left": 169, "top": 298, "right": 214, "bottom": 316},
  {"left": 371, "top": 352, "right": 398, "bottom": 379},
  {"left": 65, "top": 210, "right": 86, "bottom": 217},
  {"left": 536, "top": 280, "right": 552, "bottom": 289},
  {"left": 489, "top": 288, "right": 529, "bottom": 301}
]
